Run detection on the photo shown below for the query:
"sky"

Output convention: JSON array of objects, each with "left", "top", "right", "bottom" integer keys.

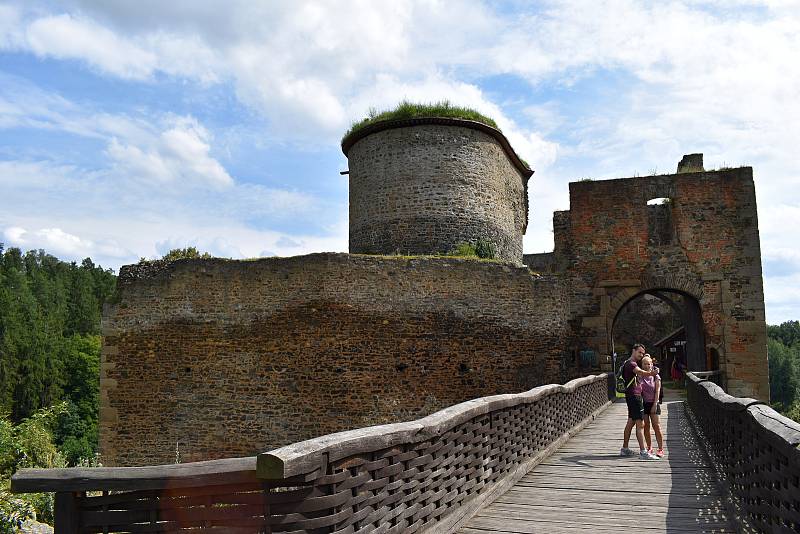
[{"left": 0, "top": 0, "right": 798, "bottom": 324}]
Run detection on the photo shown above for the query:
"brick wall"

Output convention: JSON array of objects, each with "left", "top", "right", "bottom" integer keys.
[
  {"left": 100, "top": 254, "right": 570, "bottom": 466},
  {"left": 550, "top": 167, "right": 769, "bottom": 400}
]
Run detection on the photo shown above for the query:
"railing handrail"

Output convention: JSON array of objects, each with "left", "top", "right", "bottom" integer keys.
[
  {"left": 686, "top": 371, "right": 765, "bottom": 412},
  {"left": 258, "top": 373, "right": 607, "bottom": 479},
  {"left": 11, "top": 456, "right": 257, "bottom": 494},
  {"left": 12, "top": 374, "right": 609, "bottom": 493},
  {"left": 685, "top": 371, "right": 800, "bottom": 532},
  {"left": 11, "top": 373, "right": 614, "bottom": 534}
]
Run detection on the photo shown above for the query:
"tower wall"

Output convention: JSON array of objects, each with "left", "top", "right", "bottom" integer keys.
[{"left": 346, "top": 122, "right": 529, "bottom": 263}]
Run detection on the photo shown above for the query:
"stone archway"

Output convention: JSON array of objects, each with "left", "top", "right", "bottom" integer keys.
[
  {"left": 583, "top": 273, "right": 709, "bottom": 372},
  {"left": 609, "top": 284, "right": 707, "bottom": 373}
]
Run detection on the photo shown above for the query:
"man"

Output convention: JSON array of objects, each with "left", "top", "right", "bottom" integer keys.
[{"left": 620, "top": 343, "right": 660, "bottom": 460}]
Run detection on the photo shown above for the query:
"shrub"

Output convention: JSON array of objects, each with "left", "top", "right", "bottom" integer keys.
[
  {"left": 451, "top": 243, "right": 478, "bottom": 257},
  {"left": 448, "top": 239, "right": 496, "bottom": 260},
  {"left": 474, "top": 239, "right": 496, "bottom": 259}
]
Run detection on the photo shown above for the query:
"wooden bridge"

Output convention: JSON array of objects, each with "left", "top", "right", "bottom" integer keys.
[
  {"left": 13, "top": 373, "right": 800, "bottom": 533},
  {"left": 460, "top": 391, "right": 733, "bottom": 533}
]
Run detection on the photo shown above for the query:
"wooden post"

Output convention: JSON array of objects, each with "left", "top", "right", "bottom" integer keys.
[{"left": 54, "top": 491, "right": 80, "bottom": 534}]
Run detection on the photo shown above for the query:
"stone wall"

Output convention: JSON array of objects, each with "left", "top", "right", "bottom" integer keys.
[
  {"left": 346, "top": 122, "right": 530, "bottom": 263},
  {"left": 100, "top": 254, "right": 570, "bottom": 466},
  {"left": 551, "top": 166, "right": 769, "bottom": 400}
]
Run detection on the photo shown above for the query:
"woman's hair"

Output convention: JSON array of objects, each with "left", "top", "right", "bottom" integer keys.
[{"left": 641, "top": 355, "right": 653, "bottom": 366}]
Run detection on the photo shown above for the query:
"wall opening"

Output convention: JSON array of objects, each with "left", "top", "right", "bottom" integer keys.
[
  {"left": 646, "top": 197, "right": 675, "bottom": 247},
  {"left": 611, "top": 289, "right": 706, "bottom": 379}
]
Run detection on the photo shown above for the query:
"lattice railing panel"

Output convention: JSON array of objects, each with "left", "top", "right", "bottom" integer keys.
[
  {"left": 256, "top": 374, "right": 612, "bottom": 533},
  {"left": 686, "top": 372, "right": 800, "bottom": 533},
  {"left": 13, "top": 373, "right": 613, "bottom": 533}
]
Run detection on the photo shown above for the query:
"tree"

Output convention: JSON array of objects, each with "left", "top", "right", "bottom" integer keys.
[
  {"left": 768, "top": 320, "right": 800, "bottom": 348},
  {"left": 0, "top": 403, "right": 68, "bottom": 529},
  {"left": 54, "top": 334, "right": 100, "bottom": 464},
  {"left": 768, "top": 338, "right": 799, "bottom": 410},
  {"left": 161, "top": 247, "right": 212, "bottom": 261}
]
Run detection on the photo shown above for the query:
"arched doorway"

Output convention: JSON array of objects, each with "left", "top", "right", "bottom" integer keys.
[{"left": 611, "top": 288, "right": 707, "bottom": 376}]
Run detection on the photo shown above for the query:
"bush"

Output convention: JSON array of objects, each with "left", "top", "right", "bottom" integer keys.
[
  {"left": 474, "top": 239, "right": 496, "bottom": 259},
  {"left": 0, "top": 487, "right": 35, "bottom": 533},
  {"left": 451, "top": 243, "right": 477, "bottom": 257},
  {"left": 448, "top": 239, "right": 497, "bottom": 260},
  {"left": 0, "top": 404, "right": 68, "bottom": 527}
]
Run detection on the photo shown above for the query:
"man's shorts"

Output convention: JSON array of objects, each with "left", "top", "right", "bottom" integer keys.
[
  {"left": 626, "top": 395, "right": 644, "bottom": 420},
  {"left": 643, "top": 401, "right": 661, "bottom": 416}
]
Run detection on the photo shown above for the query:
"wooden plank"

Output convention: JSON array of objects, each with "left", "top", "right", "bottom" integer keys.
[
  {"left": 497, "top": 487, "right": 726, "bottom": 509},
  {"left": 457, "top": 397, "right": 735, "bottom": 533},
  {"left": 466, "top": 515, "right": 735, "bottom": 533},
  {"left": 476, "top": 508, "right": 732, "bottom": 529},
  {"left": 484, "top": 500, "right": 728, "bottom": 519}
]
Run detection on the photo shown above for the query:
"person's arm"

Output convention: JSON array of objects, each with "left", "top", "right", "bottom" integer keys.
[
  {"left": 652, "top": 378, "right": 661, "bottom": 413},
  {"left": 633, "top": 366, "right": 659, "bottom": 377}
]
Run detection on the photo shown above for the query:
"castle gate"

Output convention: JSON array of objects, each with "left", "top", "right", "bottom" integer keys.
[{"left": 539, "top": 159, "right": 769, "bottom": 400}]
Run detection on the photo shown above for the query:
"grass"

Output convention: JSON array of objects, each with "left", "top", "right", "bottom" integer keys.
[
  {"left": 343, "top": 101, "right": 531, "bottom": 170},
  {"left": 343, "top": 100, "right": 500, "bottom": 141}
]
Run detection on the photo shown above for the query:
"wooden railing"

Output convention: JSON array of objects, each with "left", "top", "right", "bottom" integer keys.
[
  {"left": 685, "top": 372, "right": 800, "bottom": 533},
  {"left": 13, "top": 373, "right": 614, "bottom": 533}
]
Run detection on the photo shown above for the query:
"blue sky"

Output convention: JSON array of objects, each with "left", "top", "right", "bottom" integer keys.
[{"left": 0, "top": 0, "right": 798, "bottom": 324}]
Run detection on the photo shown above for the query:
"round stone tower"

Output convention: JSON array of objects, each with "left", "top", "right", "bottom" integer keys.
[{"left": 341, "top": 117, "right": 533, "bottom": 264}]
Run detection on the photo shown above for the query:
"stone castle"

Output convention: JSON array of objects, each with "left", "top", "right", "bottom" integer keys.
[{"left": 100, "top": 117, "right": 768, "bottom": 466}]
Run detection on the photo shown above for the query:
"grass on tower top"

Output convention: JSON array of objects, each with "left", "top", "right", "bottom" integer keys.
[{"left": 343, "top": 101, "right": 500, "bottom": 141}]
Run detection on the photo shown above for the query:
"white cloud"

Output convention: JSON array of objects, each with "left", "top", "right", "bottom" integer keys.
[
  {"left": 25, "top": 14, "right": 158, "bottom": 80},
  {"left": 107, "top": 117, "right": 234, "bottom": 189},
  {"left": 764, "top": 272, "right": 800, "bottom": 324},
  {"left": 2, "top": 0, "right": 799, "bottom": 321},
  {"left": 3, "top": 226, "right": 132, "bottom": 261}
]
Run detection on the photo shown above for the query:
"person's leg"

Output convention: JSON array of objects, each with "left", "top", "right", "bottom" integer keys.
[
  {"left": 623, "top": 417, "right": 634, "bottom": 448},
  {"left": 635, "top": 419, "right": 646, "bottom": 451},
  {"left": 643, "top": 415, "right": 652, "bottom": 451},
  {"left": 651, "top": 413, "right": 664, "bottom": 451}
]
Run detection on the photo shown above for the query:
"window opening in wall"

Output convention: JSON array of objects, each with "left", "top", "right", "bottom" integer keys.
[{"left": 646, "top": 197, "right": 675, "bottom": 246}]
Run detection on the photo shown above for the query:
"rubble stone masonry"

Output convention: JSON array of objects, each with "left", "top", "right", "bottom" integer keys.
[
  {"left": 347, "top": 122, "right": 530, "bottom": 263},
  {"left": 100, "top": 254, "right": 569, "bottom": 466}
]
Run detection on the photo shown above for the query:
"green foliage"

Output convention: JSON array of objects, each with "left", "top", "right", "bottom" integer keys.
[
  {"left": 448, "top": 239, "right": 496, "bottom": 260},
  {"left": 473, "top": 239, "right": 496, "bottom": 260},
  {"left": 784, "top": 401, "right": 800, "bottom": 424},
  {"left": 0, "top": 487, "right": 35, "bottom": 534},
  {"left": 767, "top": 321, "right": 800, "bottom": 417},
  {"left": 55, "top": 335, "right": 100, "bottom": 465},
  {"left": 0, "top": 247, "right": 114, "bottom": 423},
  {"left": 0, "top": 404, "right": 68, "bottom": 527},
  {"left": 159, "top": 247, "right": 213, "bottom": 262},
  {"left": 451, "top": 243, "right": 478, "bottom": 257},
  {"left": 768, "top": 320, "right": 800, "bottom": 348},
  {"left": 344, "top": 100, "right": 500, "bottom": 140}
]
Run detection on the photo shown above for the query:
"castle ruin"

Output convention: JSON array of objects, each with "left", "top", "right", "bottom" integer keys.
[{"left": 100, "top": 118, "right": 768, "bottom": 466}]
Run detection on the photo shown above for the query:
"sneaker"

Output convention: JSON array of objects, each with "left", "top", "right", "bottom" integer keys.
[
  {"left": 639, "top": 450, "right": 660, "bottom": 460},
  {"left": 620, "top": 447, "right": 635, "bottom": 457},
  {"left": 647, "top": 447, "right": 653, "bottom": 454},
  {"left": 656, "top": 449, "right": 664, "bottom": 458}
]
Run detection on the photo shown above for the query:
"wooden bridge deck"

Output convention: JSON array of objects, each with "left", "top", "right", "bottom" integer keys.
[{"left": 459, "top": 392, "right": 735, "bottom": 533}]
